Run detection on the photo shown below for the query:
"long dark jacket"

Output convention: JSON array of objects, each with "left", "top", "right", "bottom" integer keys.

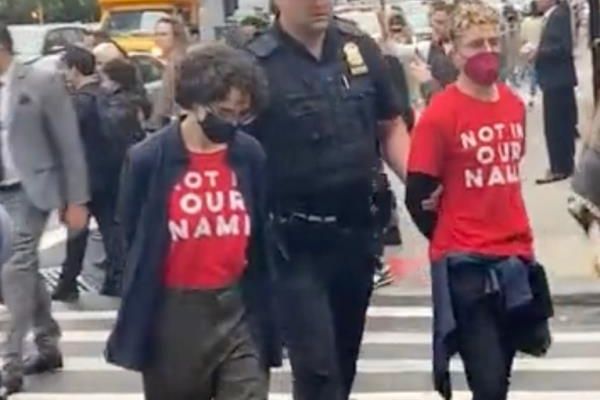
[{"left": 104, "top": 121, "right": 282, "bottom": 371}]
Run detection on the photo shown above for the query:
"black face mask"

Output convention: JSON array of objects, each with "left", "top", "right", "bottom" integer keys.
[{"left": 198, "top": 111, "right": 239, "bottom": 144}]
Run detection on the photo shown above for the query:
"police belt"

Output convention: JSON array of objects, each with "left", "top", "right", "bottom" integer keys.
[{"left": 279, "top": 212, "right": 338, "bottom": 225}]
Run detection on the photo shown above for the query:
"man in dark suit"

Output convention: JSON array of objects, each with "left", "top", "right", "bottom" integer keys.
[{"left": 534, "top": 0, "right": 578, "bottom": 184}]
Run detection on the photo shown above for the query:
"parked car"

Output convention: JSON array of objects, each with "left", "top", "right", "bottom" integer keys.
[{"left": 8, "top": 23, "right": 87, "bottom": 65}]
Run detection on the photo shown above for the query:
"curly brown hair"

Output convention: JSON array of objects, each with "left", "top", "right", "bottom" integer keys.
[{"left": 175, "top": 43, "right": 269, "bottom": 112}]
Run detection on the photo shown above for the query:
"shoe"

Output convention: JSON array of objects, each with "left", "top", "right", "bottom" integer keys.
[
  {"left": 535, "top": 171, "right": 571, "bottom": 185},
  {"left": 100, "top": 282, "right": 121, "bottom": 298},
  {"left": 94, "top": 259, "right": 108, "bottom": 270},
  {"left": 567, "top": 198, "right": 593, "bottom": 234},
  {"left": 384, "top": 225, "right": 402, "bottom": 246},
  {"left": 2, "top": 374, "right": 22, "bottom": 395},
  {"left": 23, "top": 353, "right": 63, "bottom": 376},
  {"left": 52, "top": 282, "right": 79, "bottom": 303},
  {"left": 373, "top": 264, "right": 394, "bottom": 289}
]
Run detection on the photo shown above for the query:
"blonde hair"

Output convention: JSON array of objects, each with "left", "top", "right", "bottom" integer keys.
[{"left": 450, "top": 0, "right": 500, "bottom": 40}]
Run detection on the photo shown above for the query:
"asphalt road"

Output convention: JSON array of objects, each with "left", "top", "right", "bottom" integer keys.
[{"left": 1, "top": 293, "right": 599, "bottom": 399}]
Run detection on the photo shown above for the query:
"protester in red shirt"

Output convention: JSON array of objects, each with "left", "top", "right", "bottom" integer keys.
[
  {"left": 406, "top": 2, "right": 553, "bottom": 400},
  {"left": 106, "top": 43, "right": 281, "bottom": 400}
]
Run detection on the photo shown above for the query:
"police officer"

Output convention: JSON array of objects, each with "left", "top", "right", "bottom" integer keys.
[{"left": 246, "top": 1, "right": 410, "bottom": 399}]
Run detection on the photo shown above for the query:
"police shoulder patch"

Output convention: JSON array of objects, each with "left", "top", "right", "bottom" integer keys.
[{"left": 246, "top": 31, "right": 280, "bottom": 58}]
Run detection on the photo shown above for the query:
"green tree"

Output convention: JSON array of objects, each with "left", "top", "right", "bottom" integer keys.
[{"left": 0, "top": 0, "right": 99, "bottom": 24}]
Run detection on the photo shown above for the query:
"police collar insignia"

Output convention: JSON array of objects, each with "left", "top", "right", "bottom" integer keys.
[{"left": 343, "top": 42, "right": 368, "bottom": 76}]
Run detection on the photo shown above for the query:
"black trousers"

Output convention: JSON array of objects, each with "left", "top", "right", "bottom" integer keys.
[
  {"left": 276, "top": 243, "right": 375, "bottom": 400},
  {"left": 449, "top": 267, "right": 517, "bottom": 400},
  {"left": 542, "top": 86, "right": 577, "bottom": 175},
  {"left": 60, "top": 190, "right": 125, "bottom": 289}
]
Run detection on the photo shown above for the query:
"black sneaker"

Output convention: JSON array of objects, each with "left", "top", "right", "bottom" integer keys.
[
  {"left": 24, "top": 353, "right": 63, "bottom": 376},
  {"left": 52, "top": 283, "right": 79, "bottom": 302},
  {"left": 94, "top": 259, "right": 108, "bottom": 270},
  {"left": 384, "top": 225, "right": 402, "bottom": 246},
  {"left": 100, "top": 281, "right": 121, "bottom": 298}
]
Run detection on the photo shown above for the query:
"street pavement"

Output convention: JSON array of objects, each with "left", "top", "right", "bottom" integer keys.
[{"left": 0, "top": 294, "right": 598, "bottom": 399}]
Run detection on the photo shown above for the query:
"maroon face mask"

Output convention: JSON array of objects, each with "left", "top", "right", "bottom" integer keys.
[{"left": 464, "top": 51, "right": 500, "bottom": 86}]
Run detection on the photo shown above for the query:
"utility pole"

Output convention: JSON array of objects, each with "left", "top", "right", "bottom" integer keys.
[{"left": 200, "top": 0, "right": 225, "bottom": 41}]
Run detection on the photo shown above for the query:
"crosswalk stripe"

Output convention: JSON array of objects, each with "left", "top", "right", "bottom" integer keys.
[
  {"left": 363, "top": 331, "right": 600, "bottom": 344},
  {"left": 39, "top": 356, "right": 600, "bottom": 373},
  {"left": 7, "top": 293, "right": 599, "bottom": 398},
  {"left": 366, "top": 306, "right": 432, "bottom": 318},
  {"left": 0, "top": 311, "right": 118, "bottom": 322},
  {"left": 6, "top": 330, "right": 600, "bottom": 344},
  {"left": 0, "top": 306, "right": 432, "bottom": 322},
  {"left": 10, "top": 392, "right": 600, "bottom": 400}
]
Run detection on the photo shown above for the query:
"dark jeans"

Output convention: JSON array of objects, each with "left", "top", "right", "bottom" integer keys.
[
  {"left": 142, "top": 287, "right": 267, "bottom": 400},
  {"left": 542, "top": 86, "right": 577, "bottom": 175},
  {"left": 60, "top": 191, "right": 124, "bottom": 289},
  {"left": 276, "top": 244, "right": 376, "bottom": 400},
  {"left": 449, "top": 266, "right": 517, "bottom": 400}
]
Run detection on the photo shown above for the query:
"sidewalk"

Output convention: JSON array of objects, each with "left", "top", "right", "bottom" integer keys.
[{"left": 385, "top": 39, "right": 600, "bottom": 305}]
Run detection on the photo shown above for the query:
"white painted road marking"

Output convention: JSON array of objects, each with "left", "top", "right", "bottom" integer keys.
[
  {"left": 11, "top": 392, "right": 600, "bottom": 400},
  {"left": 21, "top": 356, "right": 600, "bottom": 373}
]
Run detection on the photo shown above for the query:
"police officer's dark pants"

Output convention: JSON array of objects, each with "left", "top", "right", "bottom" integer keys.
[
  {"left": 60, "top": 190, "right": 125, "bottom": 290},
  {"left": 542, "top": 87, "right": 577, "bottom": 175},
  {"left": 449, "top": 266, "right": 517, "bottom": 400},
  {"left": 277, "top": 246, "right": 375, "bottom": 400}
]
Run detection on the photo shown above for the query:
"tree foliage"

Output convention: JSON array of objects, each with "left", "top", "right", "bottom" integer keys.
[{"left": 0, "top": 0, "right": 99, "bottom": 24}]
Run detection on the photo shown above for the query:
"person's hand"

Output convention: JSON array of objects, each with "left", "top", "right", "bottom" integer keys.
[
  {"left": 422, "top": 185, "right": 443, "bottom": 212},
  {"left": 410, "top": 57, "right": 433, "bottom": 84},
  {"left": 521, "top": 42, "right": 537, "bottom": 61},
  {"left": 62, "top": 204, "right": 89, "bottom": 231},
  {"left": 527, "top": 48, "right": 538, "bottom": 62},
  {"left": 376, "top": 8, "right": 389, "bottom": 39}
]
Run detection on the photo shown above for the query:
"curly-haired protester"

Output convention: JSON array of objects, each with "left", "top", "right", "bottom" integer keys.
[
  {"left": 405, "top": 2, "right": 553, "bottom": 399},
  {"left": 105, "top": 42, "right": 281, "bottom": 400}
]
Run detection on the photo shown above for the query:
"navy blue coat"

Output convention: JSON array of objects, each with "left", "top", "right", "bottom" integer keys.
[{"left": 104, "top": 121, "right": 282, "bottom": 371}]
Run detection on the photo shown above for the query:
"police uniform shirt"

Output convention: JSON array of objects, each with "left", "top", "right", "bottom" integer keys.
[
  {"left": 247, "top": 20, "right": 405, "bottom": 208},
  {"left": 263, "top": 20, "right": 404, "bottom": 125}
]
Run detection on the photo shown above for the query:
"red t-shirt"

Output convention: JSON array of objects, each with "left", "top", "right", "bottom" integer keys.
[
  {"left": 163, "top": 149, "right": 251, "bottom": 289},
  {"left": 408, "top": 84, "right": 534, "bottom": 261}
]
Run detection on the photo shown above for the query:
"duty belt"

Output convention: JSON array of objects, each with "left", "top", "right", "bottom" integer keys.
[{"left": 278, "top": 212, "right": 338, "bottom": 224}]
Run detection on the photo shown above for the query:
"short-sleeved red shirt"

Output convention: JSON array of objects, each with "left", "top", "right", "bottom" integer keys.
[
  {"left": 164, "top": 149, "right": 251, "bottom": 289},
  {"left": 408, "top": 84, "right": 533, "bottom": 261}
]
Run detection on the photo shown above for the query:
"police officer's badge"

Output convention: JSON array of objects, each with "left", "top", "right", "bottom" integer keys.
[{"left": 343, "top": 42, "right": 368, "bottom": 76}]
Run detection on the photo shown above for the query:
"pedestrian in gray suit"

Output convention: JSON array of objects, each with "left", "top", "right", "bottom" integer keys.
[{"left": 0, "top": 24, "right": 89, "bottom": 394}]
